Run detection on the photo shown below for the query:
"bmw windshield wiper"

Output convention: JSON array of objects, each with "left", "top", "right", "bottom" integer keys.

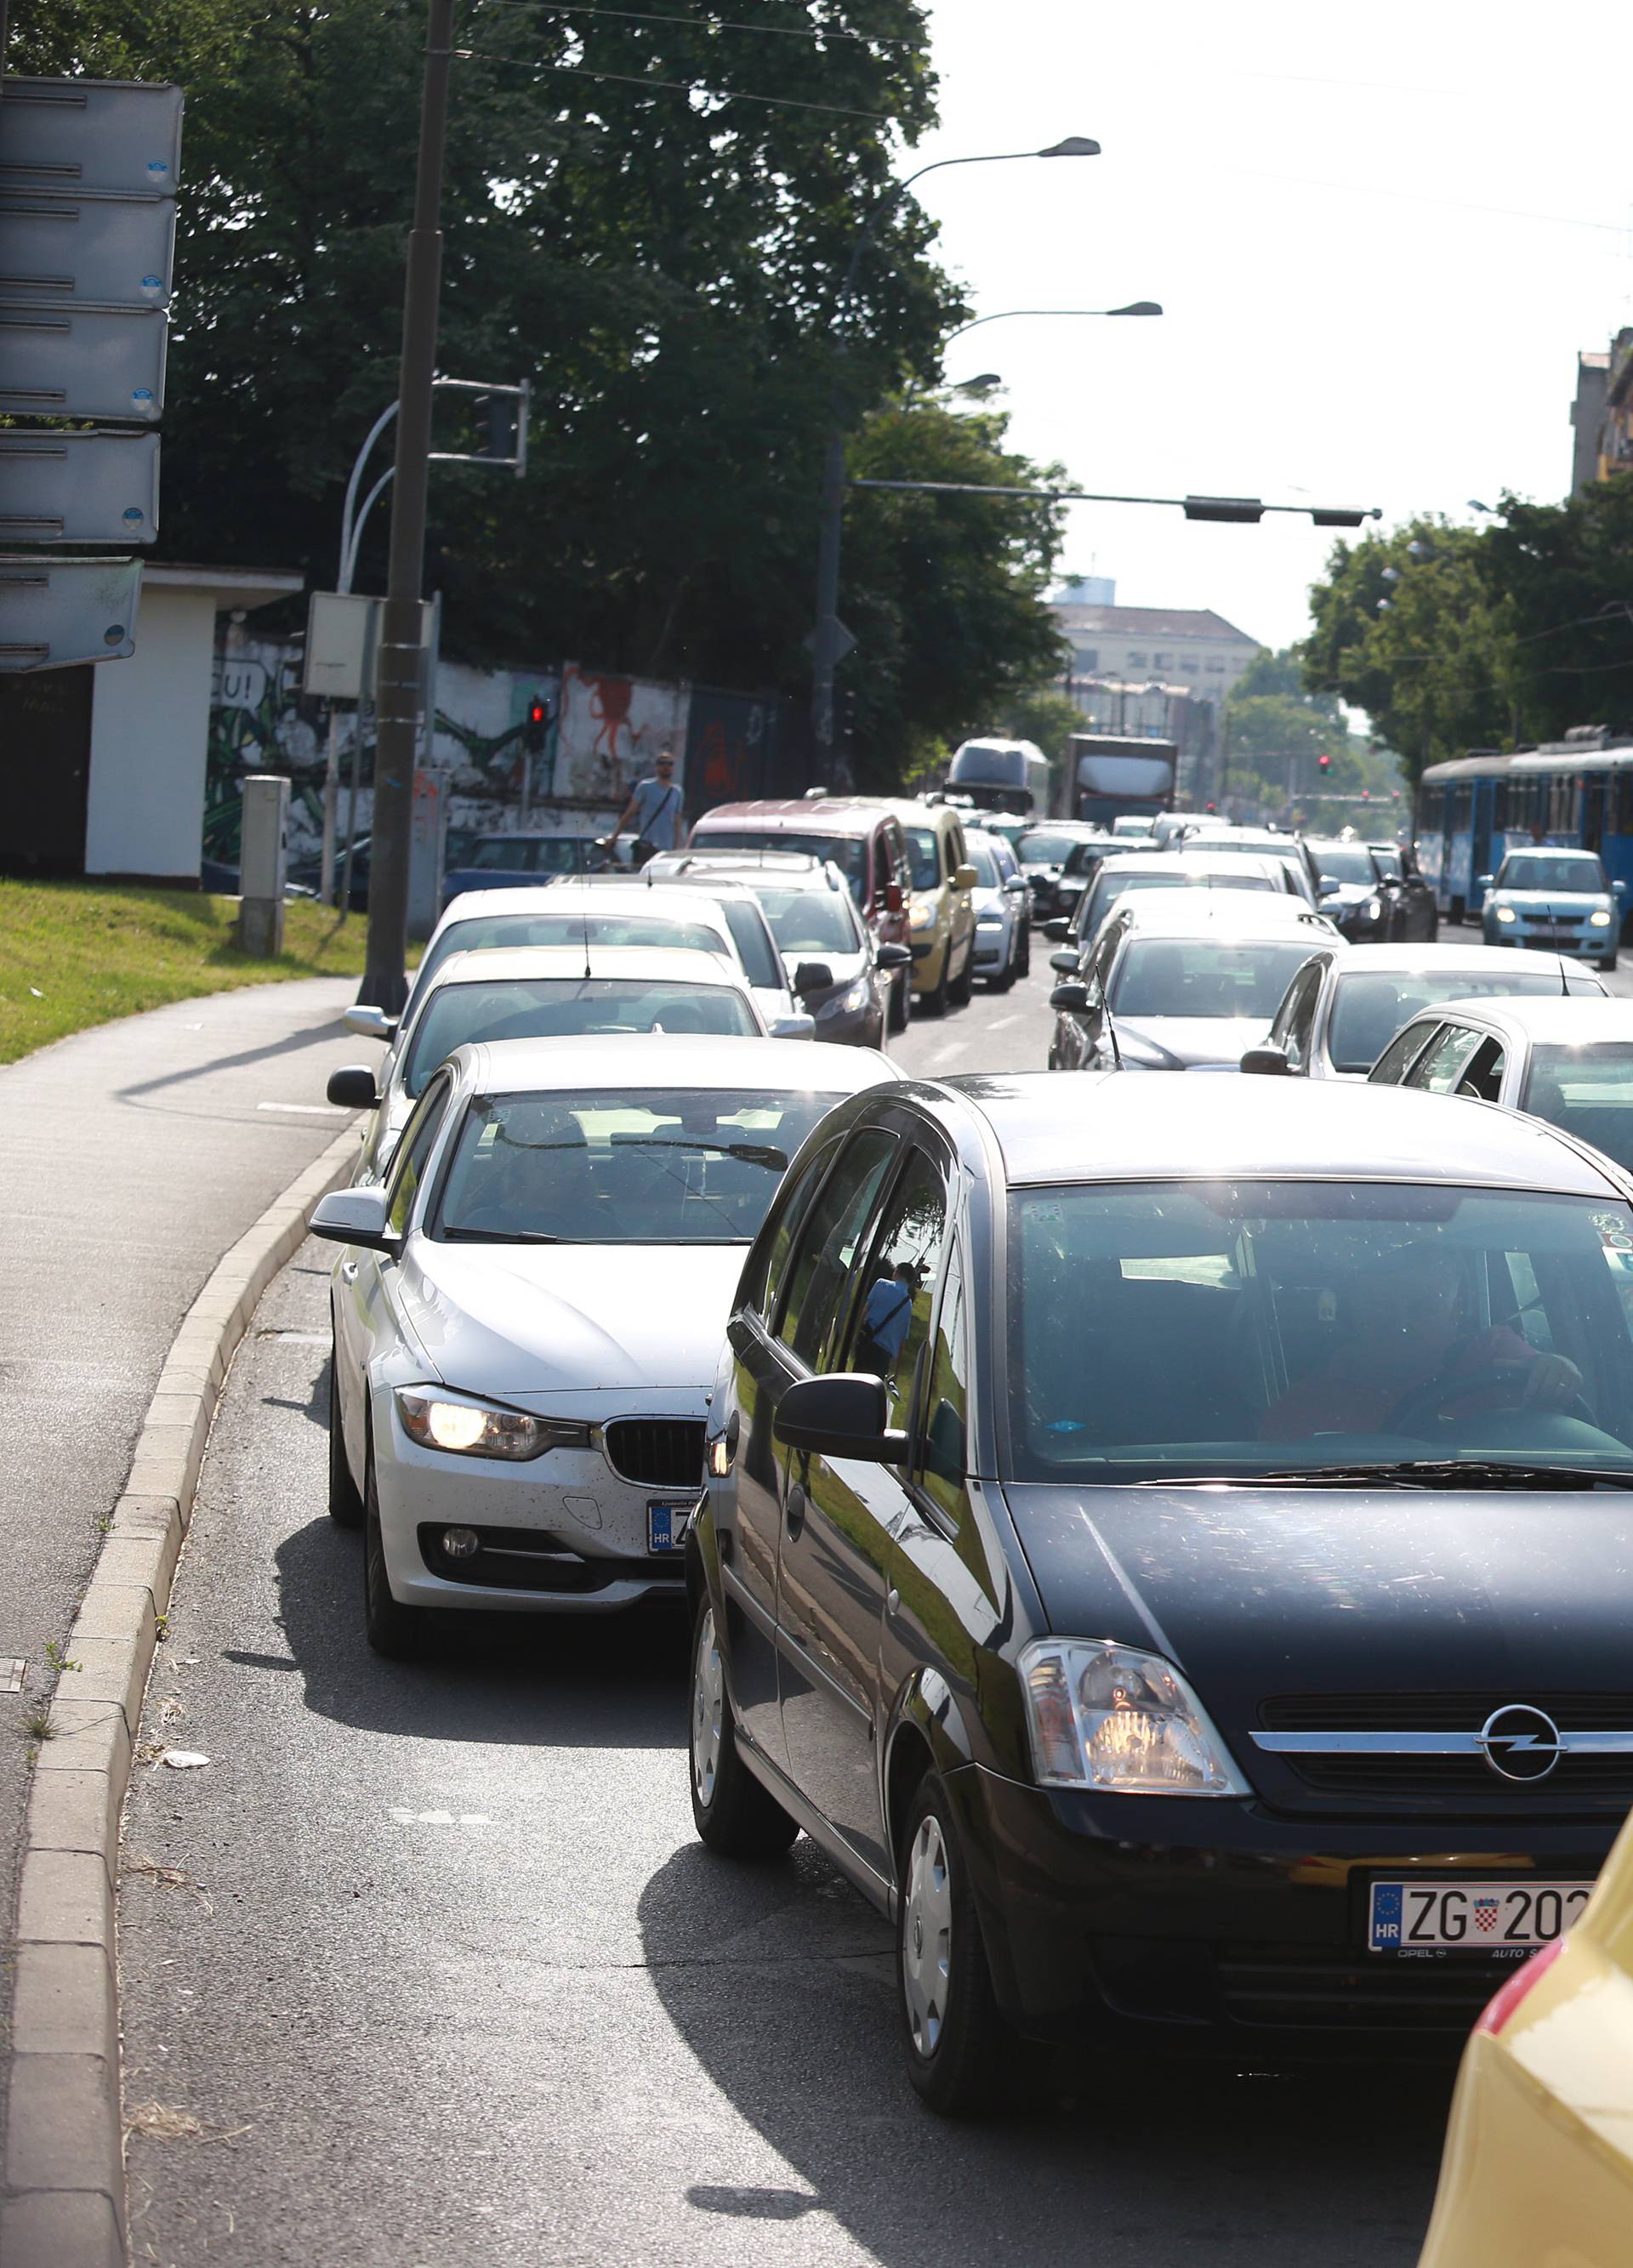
[
  {"left": 439, "top": 1228, "right": 566, "bottom": 1243},
  {"left": 1133, "top": 1460, "right": 1633, "bottom": 1492}
]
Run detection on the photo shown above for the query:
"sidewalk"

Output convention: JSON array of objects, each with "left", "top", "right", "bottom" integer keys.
[{"left": 0, "top": 979, "right": 370, "bottom": 2174}]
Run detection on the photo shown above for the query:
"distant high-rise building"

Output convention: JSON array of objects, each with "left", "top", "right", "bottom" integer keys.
[{"left": 1050, "top": 575, "right": 1117, "bottom": 608}]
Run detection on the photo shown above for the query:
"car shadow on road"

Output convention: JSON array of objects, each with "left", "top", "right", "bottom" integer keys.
[
  {"left": 271, "top": 1513, "right": 688, "bottom": 1750},
  {"left": 634, "top": 1840, "right": 1451, "bottom": 2268}
]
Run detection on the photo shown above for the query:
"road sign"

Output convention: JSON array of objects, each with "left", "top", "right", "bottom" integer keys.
[
  {"left": 0, "top": 554, "right": 141, "bottom": 670},
  {"left": 0, "top": 188, "right": 177, "bottom": 304},
  {"left": 0, "top": 77, "right": 184, "bottom": 196},
  {"left": 0, "top": 298, "right": 168, "bottom": 420},
  {"left": 0, "top": 429, "right": 161, "bottom": 543}
]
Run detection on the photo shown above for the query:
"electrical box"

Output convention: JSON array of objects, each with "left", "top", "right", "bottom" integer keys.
[{"left": 239, "top": 773, "right": 290, "bottom": 956}]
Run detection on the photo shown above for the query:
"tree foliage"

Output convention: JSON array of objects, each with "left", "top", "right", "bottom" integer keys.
[{"left": 14, "top": 0, "right": 1071, "bottom": 780}]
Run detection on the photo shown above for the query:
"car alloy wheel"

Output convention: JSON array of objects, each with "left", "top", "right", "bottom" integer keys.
[
  {"left": 691, "top": 1604, "right": 725, "bottom": 1809},
  {"left": 687, "top": 1596, "right": 799, "bottom": 1856},
  {"left": 902, "top": 1812, "right": 954, "bottom": 2058},
  {"left": 326, "top": 1312, "right": 364, "bottom": 1530}
]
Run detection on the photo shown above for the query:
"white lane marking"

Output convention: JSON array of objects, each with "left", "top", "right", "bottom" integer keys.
[
  {"left": 987, "top": 1011, "right": 1022, "bottom": 1030},
  {"left": 258, "top": 1101, "right": 350, "bottom": 1117},
  {"left": 389, "top": 1808, "right": 491, "bottom": 1825}
]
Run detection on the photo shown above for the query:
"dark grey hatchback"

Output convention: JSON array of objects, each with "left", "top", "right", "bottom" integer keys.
[{"left": 686, "top": 1074, "right": 1633, "bottom": 2112}]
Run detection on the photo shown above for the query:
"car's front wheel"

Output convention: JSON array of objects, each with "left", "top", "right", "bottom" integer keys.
[
  {"left": 896, "top": 1772, "right": 1016, "bottom": 2116},
  {"left": 327, "top": 1322, "right": 364, "bottom": 1530},
  {"left": 919, "top": 948, "right": 949, "bottom": 1018},
  {"left": 363, "top": 1456, "right": 429, "bottom": 1659},
  {"left": 689, "top": 1598, "right": 799, "bottom": 1856},
  {"left": 887, "top": 969, "right": 910, "bottom": 1034}
]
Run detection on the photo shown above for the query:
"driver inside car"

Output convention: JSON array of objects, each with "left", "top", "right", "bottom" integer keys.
[{"left": 1260, "top": 1246, "right": 1584, "bottom": 1441}]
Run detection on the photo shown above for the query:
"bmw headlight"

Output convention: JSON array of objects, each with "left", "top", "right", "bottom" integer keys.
[
  {"left": 1494, "top": 903, "right": 1517, "bottom": 924},
  {"left": 909, "top": 901, "right": 934, "bottom": 931},
  {"left": 395, "top": 1386, "right": 590, "bottom": 1462},
  {"left": 1019, "top": 1640, "right": 1249, "bottom": 1796},
  {"left": 1591, "top": 907, "right": 1613, "bottom": 929}
]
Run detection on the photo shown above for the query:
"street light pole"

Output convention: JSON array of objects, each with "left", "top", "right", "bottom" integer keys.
[
  {"left": 359, "top": 0, "right": 455, "bottom": 1015},
  {"left": 811, "top": 138, "right": 1101, "bottom": 777}
]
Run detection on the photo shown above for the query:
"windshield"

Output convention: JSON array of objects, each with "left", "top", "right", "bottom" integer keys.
[
  {"left": 903, "top": 827, "right": 942, "bottom": 890},
  {"left": 1522, "top": 1043, "right": 1633, "bottom": 1174},
  {"left": 965, "top": 843, "right": 1003, "bottom": 890},
  {"left": 1329, "top": 968, "right": 1598, "bottom": 1074},
  {"left": 692, "top": 829, "right": 867, "bottom": 898},
  {"left": 1018, "top": 830, "right": 1087, "bottom": 867},
  {"left": 458, "top": 837, "right": 582, "bottom": 874},
  {"left": 1372, "top": 846, "right": 1403, "bottom": 879},
  {"left": 1008, "top": 1180, "right": 1633, "bottom": 1481},
  {"left": 1498, "top": 854, "right": 1608, "bottom": 894},
  {"left": 750, "top": 884, "right": 861, "bottom": 953},
  {"left": 419, "top": 913, "right": 726, "bottom": 998},
  {"left": 1062, "top": 840, "right": 1116, "bottom": 879},
  {"left": 1110, "top": 937, "right": 1319, "bottom": 1020},
  {"left": 1311, "top": 845, "right": 1376, "bottom": 885},
  {"left": 435, "top": 1088, "right": 837, "bottom": 1245},
  {"left": 402, "top": 977, "right": 756, "bottom": 1094}
]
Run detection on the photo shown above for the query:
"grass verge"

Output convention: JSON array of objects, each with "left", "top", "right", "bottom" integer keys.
[{"left": 0, "top": 881, "right": 402, "bottom": 1065}]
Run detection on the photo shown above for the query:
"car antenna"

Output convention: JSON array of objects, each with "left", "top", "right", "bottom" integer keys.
[
  {"left": 582, "top": 899, "right": 592, "bottom": 982},
  {"left": 1103, "top": 1005, "right": 1124, "bottom": 1069}
]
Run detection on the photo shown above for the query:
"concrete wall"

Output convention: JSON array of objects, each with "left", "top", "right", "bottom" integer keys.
[{"left": 84, "top": 587, "right": 217, "bottom": 883}]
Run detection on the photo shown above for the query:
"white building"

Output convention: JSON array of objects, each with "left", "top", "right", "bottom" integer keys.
[
  {"left": 1050, "top": 600, "right": 1260, "bottom": 707},
  {"left": 3, "top": 563, "right": 301, "bottom": 884}
]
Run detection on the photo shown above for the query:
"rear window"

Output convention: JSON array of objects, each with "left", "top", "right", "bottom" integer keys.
[
  {"left": 402, "top": 977, "right": 756, "bottom": 1094},
  {"left": 748, "top": 885, "right": 860, "bottom": 955},
  {"left": 1110, "top": 937, "right": 1321, "bottom": 1020},
  {"left": 692, "top": 828, "right": 867, "bottom": 898},
  {"left": 1330, "top": 969, "right": 1603, "bottom": 1074},
  {"left": 420, "top": 912, "right": 726, "bottom": 996}
]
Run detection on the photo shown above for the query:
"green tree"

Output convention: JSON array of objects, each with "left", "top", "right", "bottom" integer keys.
[
  {"left": 839, "top": 397, "right": 1069, "bottom": 783},
  {"left": 1482, "top": 477, "right": 1633, "bottom": 741}
]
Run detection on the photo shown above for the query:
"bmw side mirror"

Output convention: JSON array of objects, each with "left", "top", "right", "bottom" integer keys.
[
  {"left": 793, "top": 960, "right": 834, "bottom": 998},
  {"left": 1049, "top": 949, "right": 1079, "bottom": 975},
  {"left": 1240, "top": 1044, "right": 1292, "bottom": 1077},
  {"left": 310, "top": 1186, "right": 399, "bottom": 1254},
  {"left": 774, "top": 1373, "right": 910, "bottom": 1465},
  {"left": 327, "top": 1065, "right": 382, "bottom": 1110},
  {"left": 875, "top": 942, "right": 912, "bottom": 969},
  {"left": 344, "top": 1004, "right": 396, "bottom": 1043},
  {"left": 1050, "top": 981, "right": 1090, "bottom": 1013}
]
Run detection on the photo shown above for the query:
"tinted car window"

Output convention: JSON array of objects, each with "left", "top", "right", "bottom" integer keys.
[
  {"left": 1329, "top": 969, "right": 1598, "bottom": 1074},
  {"left": 1369, "top": 1020, "right": 1436, "bottom": 1085},
  {"left": 1110, "top": 938, "right": 1320, "bottom": 1020},
  {"left": 402, "top": 977, "right": 755, "bottom": 1094},
  {"left": 920, "top": 1242, "right": 969, "bottom": 1521},
  {"left": 384, "top": 1078, "right": 450, "bottom": 1236},
  {"left": 748, "top": 885, "right": 860, "bottom": 956},
  {"left": 1310, "top": 844, "right": 1377, "bottom": 885},
  {"left": 1522, "top": 1042, "right": 1633, "bottom": 1173},
  {"left": 903, "top": 827, "right": 942, "bottom": 891},
  {"left": 421, "top": 912, "right": 726, "bottom": 995},
  {"left": 777, "top": 1128, "right": 897, "bottom": 1366},
  {"left": 715, "top": 901, "right": 782, "bottom": 989},
  {"left": 1009, "top": 1179, "right": 1633, "bottom": 1480},
  {"left": 757, "top": 1137, "right": 840, "bottom": 1319},
  {"left": 695, "top": 830, "right": 867, "bottom": 897},
  {"left": 435, "top": 1087, "right": 835, "bottom": 1245},
  {"left": 848, "top": 1151, "right": 948, "bottom": 1430},
  {"left": 1414, "top": 1024, "right": 1488, "bottom": 1095}
]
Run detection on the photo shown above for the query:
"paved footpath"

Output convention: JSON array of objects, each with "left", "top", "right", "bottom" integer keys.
[{"left": 0, "top": 978, "right": 370, "bottom": 2172}]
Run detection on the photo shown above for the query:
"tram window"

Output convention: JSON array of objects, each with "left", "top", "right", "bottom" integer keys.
[
  {"left": 1617, "top": 774, "right": 1633, "bottom": 833},
  {"left": 1453, "top": 785, "right": 1471, "bottom": 830}
]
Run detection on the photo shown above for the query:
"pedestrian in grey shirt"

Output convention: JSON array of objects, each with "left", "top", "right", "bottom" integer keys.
[{"left": 612, "top": 747, "right": 684, "bottom": 867}]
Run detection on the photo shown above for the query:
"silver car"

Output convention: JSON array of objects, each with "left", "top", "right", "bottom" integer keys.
[{"left": 964, "top": 829, "right": 1032, "bottom": 990}]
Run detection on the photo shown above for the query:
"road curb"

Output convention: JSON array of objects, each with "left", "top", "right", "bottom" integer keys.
[{"left": 0, "top": 1126, "right": 360, "bottom": 2268}]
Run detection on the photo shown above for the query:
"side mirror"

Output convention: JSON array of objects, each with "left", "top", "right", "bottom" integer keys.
[
  {"left": 310, "top": 1186, "right": 398, "bottom": 1253},
  {"left": 1477, "top": 873, "right": 1494, "bottom": 890},
  {"left": 1615, "top": 881, "right": 1626, "bottom": 899},
  {"left": 1240, "top": 1045, "right": 1292, "bottom": 1077},
  {"left": 875, "top": 942, "right": 913, "bottom": 969},
  {"left": 793, "top": 960, "right": 834, "bottom": 997},
  {"left": 1050, "top": 981, "right": 1090, "bottom": 1014},
  {"left": 1003, "top": 874, "right": 1028, "bottom": 895},
  {"left": 773, "top": 1373, "right": 910, "bottom": 1465},
  {"left": 1043, "top": 917, "right": 1071, "bottom": 941},
  {"left": 953, "top": 862, "right": 978, "bottom": 891},
  {"left": 344, "top": 1004, "right": 396, "bottom": 1042},
  {"left": 769, "top": 1012, "right": 816, "bottom": 1042},
  {"left": 1317, "top": 876, "right": 1340, "bottom": 897},
  {"left": 884, "top": 884, "right": 905, "bottom": 914},
  {"left": 1049, "top": 949, "right": 1079, "bottom": 975},
  {"left": 327, "top": 1065, "right": 381, "bottom": 1110}
]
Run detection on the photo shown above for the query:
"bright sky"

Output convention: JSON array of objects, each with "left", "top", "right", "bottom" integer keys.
[{"left": 908, "top": 0, "right": 1633, "bottom": 652}]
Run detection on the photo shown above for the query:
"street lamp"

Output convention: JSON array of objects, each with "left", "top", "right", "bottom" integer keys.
[
  {"left": 943, "top": 301, "right": 1162, "bottom": 347},
  {"left": 811, "top": 136, "right": 1101, "bottom": 771}
]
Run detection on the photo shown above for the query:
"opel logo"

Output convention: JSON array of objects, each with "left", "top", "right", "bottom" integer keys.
[{"left": 1478, "top": 1704, "right": 1564, "bottom": 1783}]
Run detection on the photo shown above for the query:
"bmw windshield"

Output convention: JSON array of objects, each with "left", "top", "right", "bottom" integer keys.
[{"left": 1008, "top": 1180, "right": 1633, "bottom": 1482}]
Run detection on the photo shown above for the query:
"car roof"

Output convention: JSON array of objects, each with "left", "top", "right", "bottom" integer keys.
[
  {"left": 452, "top": 1033, "right": 902, "bottom": 1095},
  {"left": 1112, "top": 895, "right": 1337, "bottom": 938},
  {"left": 436, "top": 884, "right": 735, "bottom": 928},
  {"left": 650, "top": 849, "right": 831, "bottom": 877},
  {"left": 1396, "top": 997, "right": 1633, "bottom": 1042},
  {"left": 422, "top": 945, "right": 748, "bottom": 991},
  {"left": 1327, "top": 943, "right": 1585, "bottom": 981},
  {"left": 1499, "top": 844, "right": 1602, "bottom": 861},
  {"left": 1095, "top": 851, "right": 1285, "bottom": 879},
  {"left": 923, "top": 1069, "right": 1624, "bottom": 1197},
  {"left": 690, "top": 799, "right": 895, "bottom": 835}
]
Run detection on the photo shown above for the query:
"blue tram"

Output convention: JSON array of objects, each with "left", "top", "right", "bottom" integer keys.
[{"left": 1417, "top": 729, "right": 1633, "bottom": 925}]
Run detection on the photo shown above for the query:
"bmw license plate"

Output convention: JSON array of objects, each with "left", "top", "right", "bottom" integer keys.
[
  {"left": 1368, "top": 1878, "right": 1593, "bottom": 1953},
  {"left": 647, "top": 1502, "right": 685, "bottom": 1555}
]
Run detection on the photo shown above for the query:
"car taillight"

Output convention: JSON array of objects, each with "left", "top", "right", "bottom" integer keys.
[{"left": 1476, "top": 1934, "right": 1568, "bottom": 2038}]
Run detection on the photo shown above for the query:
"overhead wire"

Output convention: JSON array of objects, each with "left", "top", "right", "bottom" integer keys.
[
  {"left": 468, "top": 0, "right": 920, "bottom": 43},
  {"left": 453, "top": 43, "right": 895, "bottom": 117}
]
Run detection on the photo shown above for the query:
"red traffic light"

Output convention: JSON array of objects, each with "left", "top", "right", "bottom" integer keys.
[
  {"left": 1317, "top": 753, "right": 1332, "bottom": 771},
  {"left": 529, "top": 701, "right": 545, "bottom": 725}
]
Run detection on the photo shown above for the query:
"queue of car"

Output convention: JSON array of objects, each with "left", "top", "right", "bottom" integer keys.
[{"left": 313, "top": 782, "right": 1633, "bottom": 2232}]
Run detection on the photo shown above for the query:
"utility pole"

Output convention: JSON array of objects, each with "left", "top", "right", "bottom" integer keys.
[{"left": 359, "top": 0, "right": 454, "bottom": 1014}]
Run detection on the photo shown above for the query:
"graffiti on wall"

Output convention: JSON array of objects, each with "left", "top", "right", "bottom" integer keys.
[{"left": 552, "top": 663, "right": 690, "bottom": 803}]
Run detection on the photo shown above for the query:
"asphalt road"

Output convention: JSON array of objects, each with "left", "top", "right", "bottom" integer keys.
[
  {"left": 0, "top": 976, "right": 376, "bottom": 2167},
  {"left": 120, "top": 956, "right": 1465, "bottom": 2268}
]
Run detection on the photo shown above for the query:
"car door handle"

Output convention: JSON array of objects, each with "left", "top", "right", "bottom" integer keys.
[
  {"left": 784, "top": 1481, "right": 807, "bottom": 1539},
  {"left": 886, "top": 1587, "right": 901, "bottom": 1617}
]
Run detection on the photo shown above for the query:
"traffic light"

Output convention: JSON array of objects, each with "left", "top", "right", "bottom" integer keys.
[
  {"left": 473, "top": 390, "right": 518, "bottom": 462},
  {"left": 1317, "top": 753, "right": 1333, "bottom": 772},
  {"left": 522, "top": 696, "right": 549, "bottom": 754}
]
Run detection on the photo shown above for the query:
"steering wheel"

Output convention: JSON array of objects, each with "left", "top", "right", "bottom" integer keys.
[{"left": 1384, "top": 1363, "right": 1594, "bottom": 1435}]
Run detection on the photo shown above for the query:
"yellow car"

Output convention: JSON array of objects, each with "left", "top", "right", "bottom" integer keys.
[
  {"left": 1418, "top": 1807, "right": 1633, "bottom": 2268},
  {"left": 881, "top": 799, "right": 977, "bottom": 1016}
]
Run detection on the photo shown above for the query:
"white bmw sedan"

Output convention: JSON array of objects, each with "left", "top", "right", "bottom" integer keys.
[
  {"left": 328, "top": 943, "right": 771, "bottom": 1183},
  {"left": 311, "top": 1033, "right": 902, "bottom": 1656}
]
